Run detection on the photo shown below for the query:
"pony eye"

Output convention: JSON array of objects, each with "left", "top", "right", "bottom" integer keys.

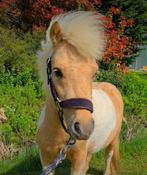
[{"left": 53, "top": 68, "right": 63, "bottom": 79}]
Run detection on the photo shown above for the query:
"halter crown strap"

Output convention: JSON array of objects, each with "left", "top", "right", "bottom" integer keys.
[{"left": 60, "top": 98, "right": 93, "bottom": 113}]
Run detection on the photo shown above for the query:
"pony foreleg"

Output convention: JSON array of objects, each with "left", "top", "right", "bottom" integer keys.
[
  {"left": 70, "top": 150, "right": 91, "bottom": 175},
  {"left": 104, "top": 136, "right": 119, "bottom": 175},
  {"left": 39, "top": 148, "right": 55, "bottom": 175},
  {"left": 83, "top": 153, "right": 92, "bottom": 174}
]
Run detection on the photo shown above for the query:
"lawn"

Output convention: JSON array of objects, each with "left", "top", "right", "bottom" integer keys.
[{"left": 0, "top": 129, "right": 146, "bottom": 175}]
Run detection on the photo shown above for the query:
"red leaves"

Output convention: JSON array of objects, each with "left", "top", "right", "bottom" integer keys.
[
  {"left": 0, "top": 0, "right": 15, "bottom": 9},
  {"left": 102, "top": 7, "right": 136, "bottom": 72},
  {"left": 103, "top": 16, "right": 116, "bottom": 29},
  {"left": 30, "top": 0, "right": 102, "bottom": 28},
  {"left": 31, "top": 0, "right": 63, "bottom": 28},
  {"left": 127, "top": 19, "right": 134, "bottom": 27},
  {"left": 109, "top": 7, "right": 121, "bottom": 15}
]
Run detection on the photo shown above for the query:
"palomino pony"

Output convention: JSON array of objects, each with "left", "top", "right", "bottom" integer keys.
[{"left": 37, "top": 11, "right": 123, "bottom": 175}]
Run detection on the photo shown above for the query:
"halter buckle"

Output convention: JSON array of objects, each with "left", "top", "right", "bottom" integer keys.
[{"left": 55, "top": 97, "right": 62, "bottom": 111}]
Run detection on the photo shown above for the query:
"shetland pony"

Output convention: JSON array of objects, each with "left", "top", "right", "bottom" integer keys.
[{"left": 37, "top": 11, "right": 123, "bottom": 175}]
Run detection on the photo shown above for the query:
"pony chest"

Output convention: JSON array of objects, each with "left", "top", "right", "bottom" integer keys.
[{"left": 88, "top": 89, "right": 116, "bottom": 152}]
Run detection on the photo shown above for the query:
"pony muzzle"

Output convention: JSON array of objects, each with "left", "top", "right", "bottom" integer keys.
[
  {"left": 60, "top": 98, "right": 94, "bottom": 140},
  {"left": 71, "top": 117, "right": 94, "bottom": 140}
]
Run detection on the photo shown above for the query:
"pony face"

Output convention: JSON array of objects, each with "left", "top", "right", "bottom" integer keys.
[{"left": 51, "top": 41, "right": 97, "bottom": 139}]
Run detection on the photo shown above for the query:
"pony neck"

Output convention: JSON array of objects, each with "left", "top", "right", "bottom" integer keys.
[{"left": 45, "top": 90, "right": 60, "bottom": 125}]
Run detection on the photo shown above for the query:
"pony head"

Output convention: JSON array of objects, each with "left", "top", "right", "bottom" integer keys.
[{"left": 37, "top": 11, "right": 106, "bottom": 140}]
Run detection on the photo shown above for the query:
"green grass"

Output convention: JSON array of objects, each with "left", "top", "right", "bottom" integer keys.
[
  {"left": 119, "top": 129, "right": 147, "bottom": 175},
  {"left": 0, "top": 146, "right": 42, "bottom": 175},
  {"left": 0, "top": 129, "right": 147, "bottom": 175},
  {"left": 90, "top": 129, "right": 147, "bottom": 175}
]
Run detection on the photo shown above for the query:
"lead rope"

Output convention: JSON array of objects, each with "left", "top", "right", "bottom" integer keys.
[{"left": 41, "top": 137, "right": 76, "bottom": 175}]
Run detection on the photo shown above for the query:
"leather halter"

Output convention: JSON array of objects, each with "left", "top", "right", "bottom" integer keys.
[{"left": 47, "top": 57, "right": 93, "bottom": 134}]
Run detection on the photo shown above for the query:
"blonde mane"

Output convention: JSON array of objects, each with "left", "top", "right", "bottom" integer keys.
[{"left": 37, "top": 11, "right": 106, "bottom": 92}]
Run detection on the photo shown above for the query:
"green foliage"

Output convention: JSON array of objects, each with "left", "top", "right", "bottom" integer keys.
[
  {"left": 0, "top": 27, "right": 45, "bottom": 146},
  {"left": 121, "top": 72, "right": 146, "bottom": 117},
  {"left": 0, "top": 26, "right": 44, "bottom": 73},
  {"left": 97, "top": 71, "right": 147, "bottom": 117},
  {"left": 0, "top": 70, "right": 44, "bottom": 145},
  {"left": 0, "top": 145, "right": 41, "bottom": 175}
]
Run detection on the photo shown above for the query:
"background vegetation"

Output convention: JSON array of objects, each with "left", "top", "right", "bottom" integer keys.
[{"left": 0, "top": 0, "right": 147, "bottom": 175}]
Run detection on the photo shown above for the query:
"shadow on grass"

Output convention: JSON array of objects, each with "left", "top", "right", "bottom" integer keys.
[
  {"left": 1, "top": 155, "right": 104, "bottom": 175},
  {"left": 0, "top": 145, "right": 41, "bottom": 175},
  {"left": 1, "top": 158, "right": 70, "bottom": 175},
  {"left": 88, "top": 168, "right": 103, "bottom": 175},
  {"left": 1, "top": 154, "right": 42, "bottom": 175},
  {"left": 55, "top": 160, "right": 104, "bottom": 175},
  {"left": 1, "top": 155, "right": 144, "bottom": 175}
]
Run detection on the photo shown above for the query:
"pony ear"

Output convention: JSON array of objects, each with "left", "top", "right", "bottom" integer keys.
[{"left": 50, "top": 21, "right": 63, "bottom": 46}]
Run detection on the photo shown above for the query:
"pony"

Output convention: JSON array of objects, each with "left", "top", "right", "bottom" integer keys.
[{"left": 37, "top": 11, "right": 123, "bottom": 175}]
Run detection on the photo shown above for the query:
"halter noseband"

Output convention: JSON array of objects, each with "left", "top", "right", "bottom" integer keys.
[{"left": 47, "top": 57, "right": 93, "bottom": 134}]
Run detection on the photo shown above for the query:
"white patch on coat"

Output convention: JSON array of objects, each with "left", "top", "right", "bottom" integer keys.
[
  {"left": 37, "top": 106, "right": 46, "bottom": 130},
  {"left": 87, "top": 89, "right": 116, "bottom": 152}
]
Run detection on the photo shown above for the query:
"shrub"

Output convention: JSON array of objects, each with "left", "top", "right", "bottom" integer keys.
[
  {"left": 121, "top": 72, "right": 146, "bottom": 117},
  {"left": 97, "top": 71, "right": 146, "bottom": 116},
  {"left": 0, "top": 26, "right": 44, "bottom": 73},
  {"left": 0, "top": 27, "right": 46, "bottom": 147},
  {"left": 0, "top": 70, "right": 44, "bottom": 146}
]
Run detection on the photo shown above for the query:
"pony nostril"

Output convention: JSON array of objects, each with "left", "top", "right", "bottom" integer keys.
[
  {"left": 72, "top": 119, "right": 94, "bottom": 139},
  {"left": 74, "top": 122, "right": 81, "bottom": 135}
]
